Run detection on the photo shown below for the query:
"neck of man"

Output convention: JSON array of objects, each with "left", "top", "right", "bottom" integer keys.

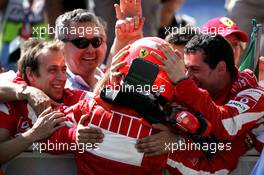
[{"left": 81, "top": 70, "right": 97, "bottom": 90}]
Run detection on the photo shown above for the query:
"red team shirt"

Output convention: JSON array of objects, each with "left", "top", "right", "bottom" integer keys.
[
  {"left": 48, "top": 97, "right": 168, "bottom": 175},
  {"left": 0, "top": 72, "right": 89, "bottom": 135},
  {"left": 167, "top": 69, "right": 264, "bottom": 174},
  {"left": 0, "top": 73, "right": 89, "bottom": 175},
  {"left": 0, "top": 88, "right": 89, "bottom": 137}
]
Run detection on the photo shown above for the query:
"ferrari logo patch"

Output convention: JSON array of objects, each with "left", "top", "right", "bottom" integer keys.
[{"left": 139, "top": 49, "right": 150, "bottom": 58}]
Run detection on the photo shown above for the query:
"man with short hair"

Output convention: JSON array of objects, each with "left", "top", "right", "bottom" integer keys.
[
  {"left": 0, "top": 39, "right": 103, "bottom": 164},
  {"left": 163, "top": 33, "right": 264, "bottom": 140},
  {"left": 157, "top": 33, "right": 264, "bottom": 174},
  {"left": 135, "top": 33, "right": 264, "bottom": 174},
  {"left": 55, "top": 6, "right": 144, "bottom": 91},
  {"left": 165, "top": 25, "right": 197, "bottom": 57},
  {"left": 55, "top": 9, "right": 108, "bottom": 91}
]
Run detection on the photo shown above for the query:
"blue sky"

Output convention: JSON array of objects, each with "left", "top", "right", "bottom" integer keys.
[{"left": 178, "top": 0, "right": 226, "bottom": 27}]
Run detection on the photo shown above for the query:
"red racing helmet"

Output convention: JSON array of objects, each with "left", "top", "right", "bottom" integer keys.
[{"left": 119, "top": 37, "right": 175, "bottom": 102}]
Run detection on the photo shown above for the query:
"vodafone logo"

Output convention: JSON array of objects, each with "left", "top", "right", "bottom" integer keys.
[{"left": 240, "top": 97, "right": 249, "bottom": 104}]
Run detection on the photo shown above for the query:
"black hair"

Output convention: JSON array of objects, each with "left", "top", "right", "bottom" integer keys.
[
  {"left": 165, "top": 25, "right": 198, "bottom": 45},
  {"left": 185, "top": 33, "right": 236, "bottom": 77}
]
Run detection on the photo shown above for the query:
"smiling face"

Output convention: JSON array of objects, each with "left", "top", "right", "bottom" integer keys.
[
  {"left": 28, "top": 49, "right": 67, "bottom": 101},
  {"left": 184, "top": 50, "right": 223, "bottom": 95},
  {"left": 64, "top": 22, "right": 107, "bottom": 77}
]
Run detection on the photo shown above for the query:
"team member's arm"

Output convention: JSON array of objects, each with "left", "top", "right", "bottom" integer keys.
[
  {"left": 0, "top": 107, "right": 66, "bottom": 163},
  {"left": 153, "top": 43, "right": 264, "bottom": 141},
  {"left": 136, "top": 124, "right": 184, "bottom": 156},
  {"left": 115, "top": 0, "right": 142, "bottom": 19},
  {"left": 174, "top": 80, "right": 264, "bottom": 141},
  {"left": 106, "top": 0, "right": 144, "bottom": 68},
  {"left": 167, "top": 134, "right": 249, "bottom": 175},
  {"left": 47, "top": 100, "right": 104, "bottom": 151},
  {"left": 0, "top": 80, "right": 51, "bottom": 115}
]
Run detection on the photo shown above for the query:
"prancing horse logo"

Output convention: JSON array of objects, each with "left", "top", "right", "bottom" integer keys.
[{"left": 139, "top": 48, "right": 150, "bottom": 58}]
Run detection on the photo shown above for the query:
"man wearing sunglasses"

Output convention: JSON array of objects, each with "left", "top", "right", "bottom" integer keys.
[
  {"left": 55, "top": 9, "right": 108, "bottom": 92},
  {"left": 55, "top": 2, "right": 144, "bottom": 93}
]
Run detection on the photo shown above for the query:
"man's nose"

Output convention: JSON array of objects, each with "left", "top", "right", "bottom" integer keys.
[
  {"left": 86, "top": 42, "right": 96, "bottom": 51},
  {"left": 57, "top": 71, "right": 67, "bottom": 81}
]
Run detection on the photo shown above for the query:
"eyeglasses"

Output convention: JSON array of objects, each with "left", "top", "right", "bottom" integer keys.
[{"left": 63, "top": 37, "right": 103, "bottom": 49}]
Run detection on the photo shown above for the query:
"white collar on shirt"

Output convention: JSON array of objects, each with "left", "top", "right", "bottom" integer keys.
[{"left": 66, "top": 68, "right": 89, "bottom": 88}]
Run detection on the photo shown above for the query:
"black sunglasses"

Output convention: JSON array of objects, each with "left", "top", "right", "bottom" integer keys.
[{"left": 63, "top": 37, "right": 103, "bottom": 49}]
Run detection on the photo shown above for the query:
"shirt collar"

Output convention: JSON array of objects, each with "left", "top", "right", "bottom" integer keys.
[{"left": 66, "top": 68, "right": 91, "bottom": 91}]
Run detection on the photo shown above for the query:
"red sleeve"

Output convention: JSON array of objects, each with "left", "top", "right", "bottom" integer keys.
[
  {"left": 167, "top": 134, "right": 249, "bottom": 175},
  {"left": 175, "top": 78, "right": 264, "bottom": 141},
  {"left": 45, "top": 100, "right": 89, "bottom": 154}
]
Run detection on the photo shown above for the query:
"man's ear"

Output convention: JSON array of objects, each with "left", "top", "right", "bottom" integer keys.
[
  {"left": 25, "top": 67, "right": 35, "bottom": 83},
  {"left": 216, "top": 61, "right": 227, "bottom": 73}
]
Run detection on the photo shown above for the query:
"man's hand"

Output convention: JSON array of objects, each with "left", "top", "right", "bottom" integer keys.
[
  {"left": 22, "top": 107, "right": 66, "bottom": 142},
  {"left": 151, "top": 43, "right": 186, "bottom": 84},
  {"left": 76, "top": 114, "right": 104, "bottom": 145},
  {"left": 18, "top": 86, "right": 51, "bottom": 116},
  {"left": 135, "top": 124, "right": 178, "bottom": 156},
  {"left": 116, "top": 16, "right": 144, "bottom": 42},
  {"left": 114, "top": 0, "right": 142, "bottom": 19},
  {"left": 110, "top": 45, "right": 130, "bottom": 85}
]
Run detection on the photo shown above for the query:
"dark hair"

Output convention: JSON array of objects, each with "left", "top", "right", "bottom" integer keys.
[
  {"left": 185, "top": 33, "right": 236, "bottom": 77},
  {"left": 55, "top": 9, "right": 107, "bottom": 40},
  {"left": 165, "top": 25, "right": 198, "bottom": 45},
  {"left": 17, "top": 38, "right": 64, "bottom": 82}
]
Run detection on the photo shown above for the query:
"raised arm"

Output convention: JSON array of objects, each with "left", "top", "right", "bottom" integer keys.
[
  {"left": 106, "top": 0, "right": 144, "bottom": 68},
  {"left": 114, "top": 0, "right": 142, "bottom": 19},
  {"left": 152, "top": 43, "right": 264, "bottom": 141}
]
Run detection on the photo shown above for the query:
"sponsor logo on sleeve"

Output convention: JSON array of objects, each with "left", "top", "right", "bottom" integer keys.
[
  {"left": 237, "top": 89, "right": 264, "bottom": 101},
  {"left": 226, "top": 100, "right": 250, "bottom": 113}
]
